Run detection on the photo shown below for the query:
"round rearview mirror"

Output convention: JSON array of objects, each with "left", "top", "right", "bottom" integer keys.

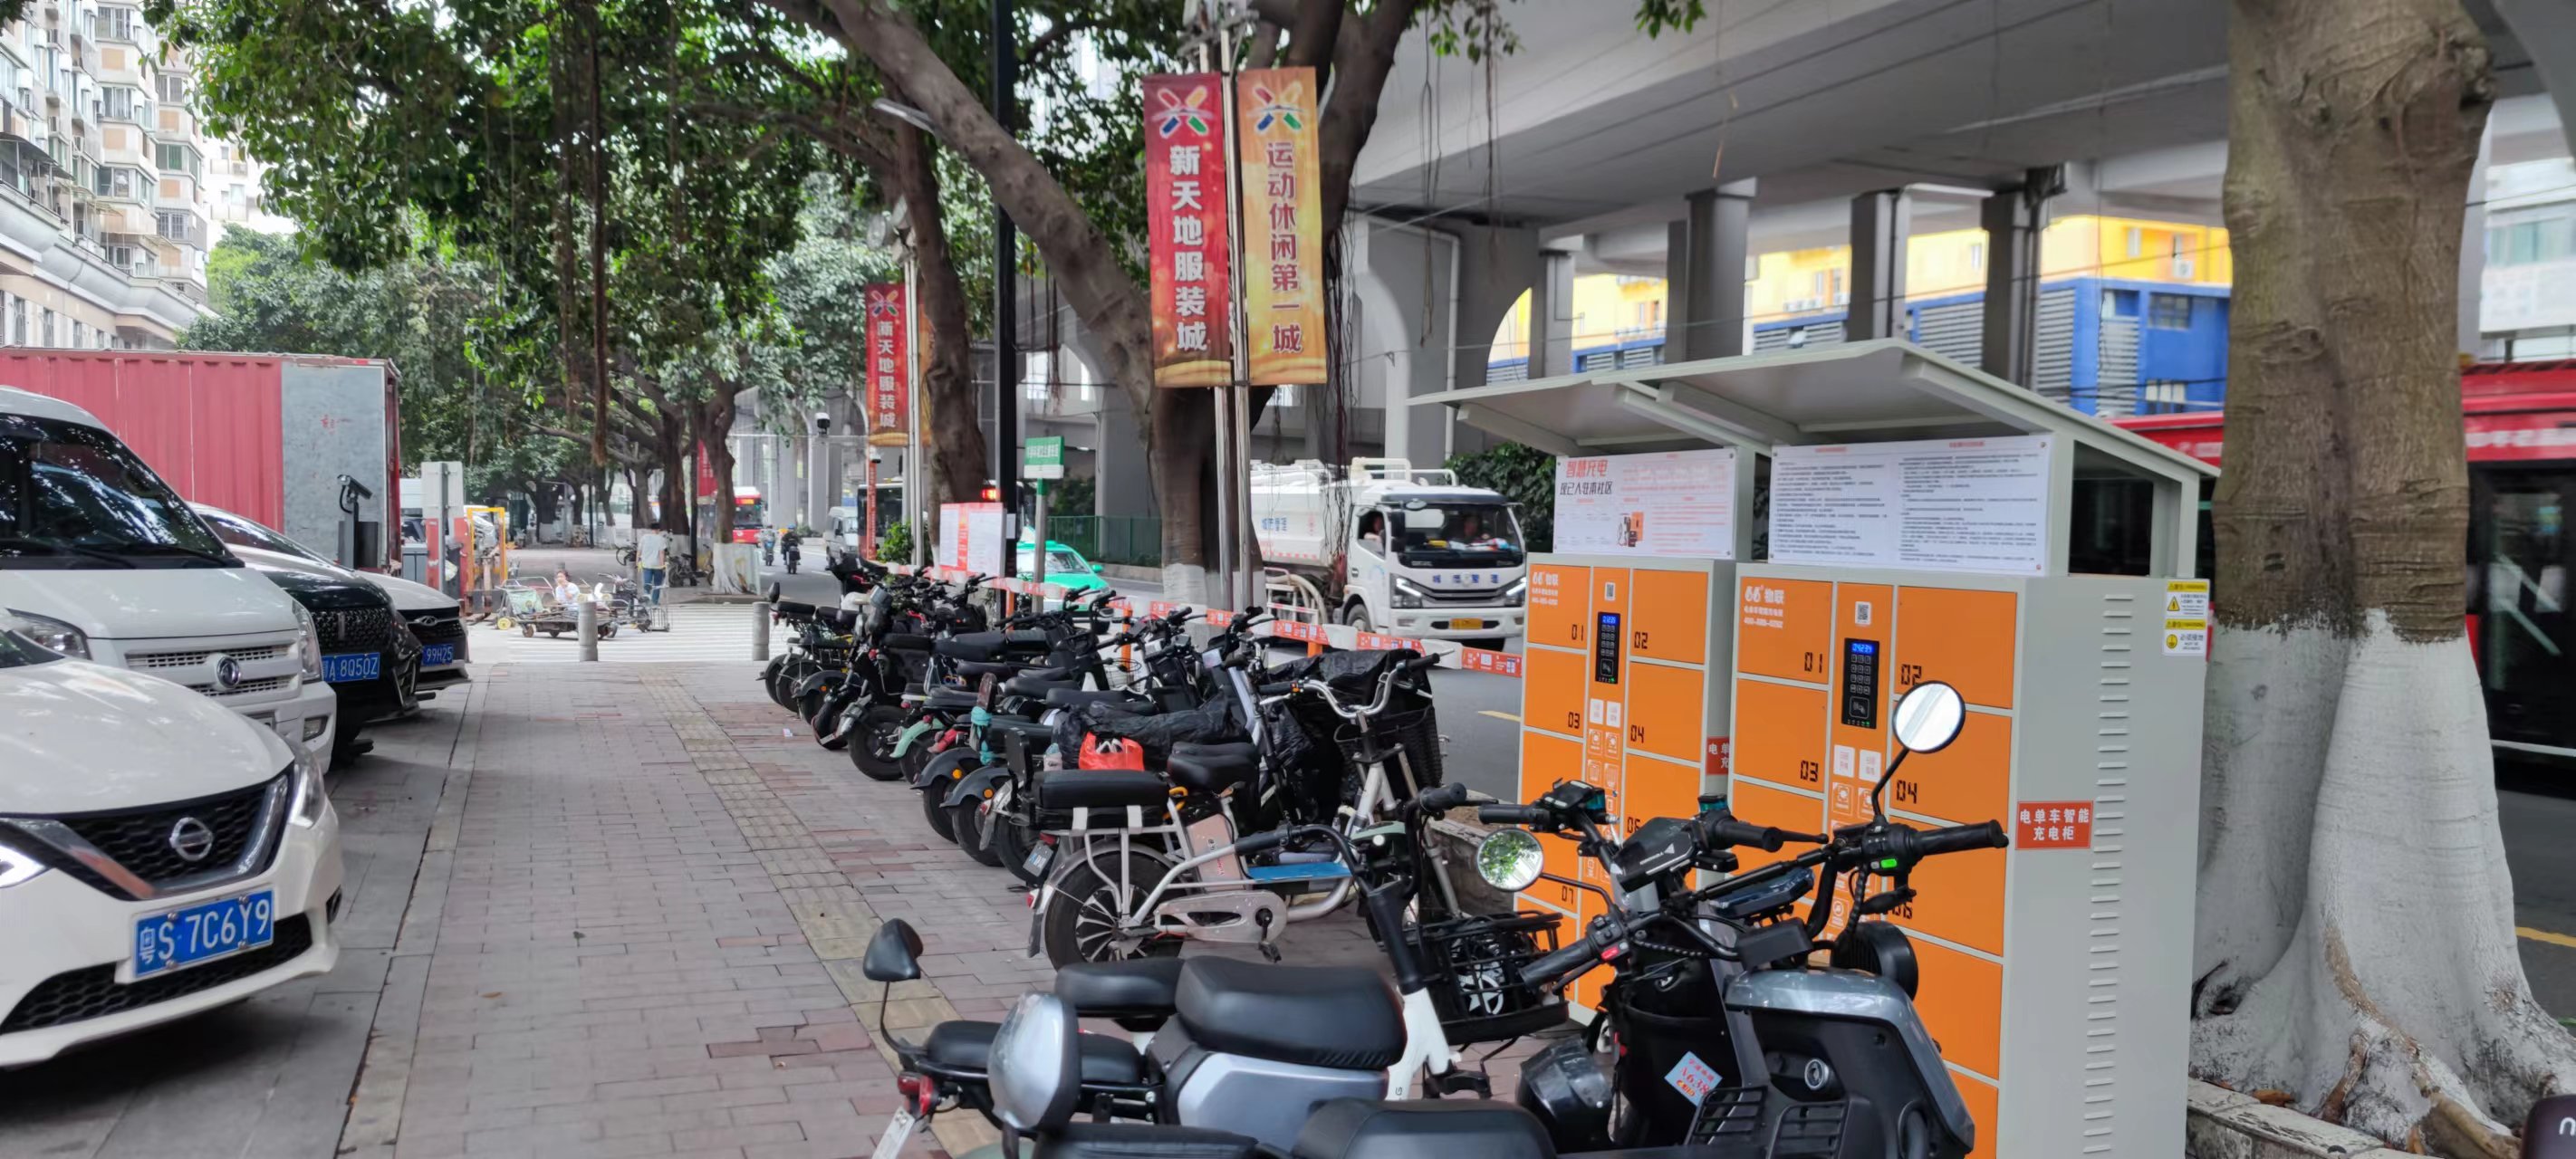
[
  {"left": 1475, "top": 829, "right": 1546, "bottom": 893},
  {"left": 1890, "top": 681, "right": 1966, "bottom": 754}
]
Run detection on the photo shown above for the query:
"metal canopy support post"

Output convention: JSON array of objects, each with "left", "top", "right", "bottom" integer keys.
[
  {"left": 1846, "top": 188, "right": 1911, "bottom": 341},
  {"left": 1213, "top": 20, "right": 1251, "bottom": 612}
]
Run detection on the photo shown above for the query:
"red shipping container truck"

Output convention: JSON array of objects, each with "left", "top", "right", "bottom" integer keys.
[{"left": 0, "top": 350, "right": 401, "bottom": 569}]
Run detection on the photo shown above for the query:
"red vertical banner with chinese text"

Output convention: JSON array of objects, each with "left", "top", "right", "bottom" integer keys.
[
  {"left": 863, "top": 283, "right": 908, "bottom": 444},
  {"left": 1235, "top": 68, "right": 1323, "bottom": 386},
  {"left": 1144, "top": 72, "right": 1233, "bottom": 387}
]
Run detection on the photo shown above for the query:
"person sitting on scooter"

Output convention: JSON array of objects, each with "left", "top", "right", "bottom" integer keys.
[{"left": 780, "top": 527, "right": 803, "bottom": 574}]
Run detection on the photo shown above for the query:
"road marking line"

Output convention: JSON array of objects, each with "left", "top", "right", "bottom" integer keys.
[
  {"left": 2520, "top": 925, "right": 2576, "bottom": 950},
  {"left": 1479, "top": 710, "right": 1521, "bottom": 723}
]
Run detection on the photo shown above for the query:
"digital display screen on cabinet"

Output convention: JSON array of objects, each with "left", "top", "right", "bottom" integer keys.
[
  {"left": 1841, "top": 637, "right": 1880, "bottom": 728},
  {"left": 1593, "top": 612, "right": 1623, "bottom": 685}
]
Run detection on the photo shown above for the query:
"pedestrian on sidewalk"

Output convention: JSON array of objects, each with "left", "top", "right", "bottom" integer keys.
[{"left": 637, "top": 521, "right": 669, "bottom": 605}]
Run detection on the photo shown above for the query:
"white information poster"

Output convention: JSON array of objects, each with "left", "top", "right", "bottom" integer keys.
[
  {"left": 1552, "top": 448, "right": 1738, "bottom": 560},
  {"left": 937, "top": 502, "right": 1008, "bottom": 575},
  {"left": 1771, "top": 436, "right": 2055, "bottom": 575}
]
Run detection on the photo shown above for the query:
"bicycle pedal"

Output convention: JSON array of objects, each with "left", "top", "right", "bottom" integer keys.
[{"left": 1435, "top": 1070, "right": 1492, "bottom": 1097}]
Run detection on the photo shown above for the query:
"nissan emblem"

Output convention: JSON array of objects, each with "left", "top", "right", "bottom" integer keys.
[{"left": 168, "top": 817, "right": 216, "bottom": 863}]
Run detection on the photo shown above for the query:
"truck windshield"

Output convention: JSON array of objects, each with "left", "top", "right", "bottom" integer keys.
[
  {"left": 0, "top": 413, "right": 237, "bottom": 569},
  {"left": 1386, "top": 502, "right": 1524, "bottom": 564}
]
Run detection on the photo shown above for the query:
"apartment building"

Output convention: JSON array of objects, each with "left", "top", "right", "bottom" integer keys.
[{"left": 0, "top": 2, "right": 233, "bottom": 350}]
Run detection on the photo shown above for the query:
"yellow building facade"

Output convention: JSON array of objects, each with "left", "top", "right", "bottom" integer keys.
[{"left": 1490, "top": 215, "right": 2234, "bottom": 360}]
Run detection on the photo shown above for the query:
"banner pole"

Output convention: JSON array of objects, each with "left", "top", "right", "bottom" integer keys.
[{"left": 1216, "top": 23, "right": 1254, "bottom": 614}]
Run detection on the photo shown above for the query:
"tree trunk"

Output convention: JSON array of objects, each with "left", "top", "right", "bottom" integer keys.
[
  {"left": 2189, "top": 1, "right": 2571, "bottom": 1150},
  {"left": 701, "top": 393, "right": 739, "bottom": 545},
  {"left": 892, "top": 122, "right": 989, "bottom": 509}
]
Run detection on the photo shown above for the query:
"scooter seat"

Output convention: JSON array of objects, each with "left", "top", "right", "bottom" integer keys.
[
  {"left": 924, "top": 687, "right": 980, "bottom": 712},
  {"left": 884, "top": 634, "right": 936, "bottom": 653},
  {"left": 1037, "top": 768, "right": 1171, "bottom": 810},
  {"left": 937, "top": 631, "right": 1054, "bottom": 662},
  {"left": 1057, "top": 957, "right": 1187, "bottom": 1023},
  {"left": 956, "top": 658, "right": 1043, "bottom": 680},
  {"left": 1043, "top": 1123, "right": 1263, "bottom": 1159},
  {"left": 1290, "top": 1100, "right": 1553, "bottom": 1159},
  {"left": 922, "top": 1020, "right": 1147, "bottom": 1086},
  {"left": 1005, "top": 674, "right": 1084, "bottom": 699},
  {"left": 1175, "top": 958, "right": 1405, "bottom": 1071},
  {"left": 1166, "top": 749, "right": 1258, "bottom": 796},
  {"left": 1047, "top": 687, "right": 1158, "bottom": 713}
]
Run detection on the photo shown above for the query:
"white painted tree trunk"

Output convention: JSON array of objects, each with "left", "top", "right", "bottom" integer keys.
[{"left": 2193, "top": 615, "right": 2574, "bottom": 1154}]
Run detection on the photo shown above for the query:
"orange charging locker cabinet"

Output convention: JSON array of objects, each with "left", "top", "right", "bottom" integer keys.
[
  {"left": 1728, "top": 565, "right": 2207, "bottom": 1158},
  {"left": 1516, "top": 554, "right": 1735, "bottom": 1011}
]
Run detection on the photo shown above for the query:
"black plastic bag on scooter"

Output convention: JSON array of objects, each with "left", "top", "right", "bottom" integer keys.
[{"left": 1050, "top": 694, "right": 1247, "bottom": 764}]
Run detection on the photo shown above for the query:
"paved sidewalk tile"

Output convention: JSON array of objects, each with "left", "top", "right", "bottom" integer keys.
[{"left": 357, "top": 655, "right": 1552, "bottom": 1159}]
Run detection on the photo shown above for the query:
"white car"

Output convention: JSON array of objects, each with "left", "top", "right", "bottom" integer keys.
[
  {"left": 0, "top": 619, "right": 342, "bottom": 1067},
  {"left": 0, "top": 387, "right": 339, "bottom": 769},
  {"left": 191, "top": 503, "right": 470, "bottom": 694}
]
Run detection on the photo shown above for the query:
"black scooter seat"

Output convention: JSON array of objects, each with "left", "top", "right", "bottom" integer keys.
[
  {"left": 923, "top": 687, "right": 979, "bottom": 712},
  {"left": 1047, "top": 688, "right": 1158, "bottom": 713},
  {"left": 1004, "top": 674, "right": 1084, "bottom": 699},
  {"left": 1175, "top": 958, "right": 1405, "bottom": 1071},
  {"left": 922, "top": 1020, "right": 1146, "bottom": 1086},
  {"left": 1037, "top": 768, "right": 1170, "bottom": 810},
  {"left": 955, "top": 658, "right": 1044, "bottom": 680},
  {"left": 937, "top": 631, "right": 1054, "bottom": 662},
  {"left": 1291, "top": 1100, "right": 1553, "bottom": 1159},
  {"left": 1166, "top": 748, "right": 1257, "bottom": 796},
  {"left": 1057, "top": 957, "right": 1187, "bottom": 1023}
]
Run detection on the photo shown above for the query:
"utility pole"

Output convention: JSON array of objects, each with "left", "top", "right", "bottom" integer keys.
[{"left": 990, "top": 0, "right": 1022, "bottom": 580}]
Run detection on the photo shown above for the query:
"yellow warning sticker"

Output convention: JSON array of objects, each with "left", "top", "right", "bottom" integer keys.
[
  {"left": 2164, "top": 579, "right": 2211, "bottom": 619},
  {"left": 2163, "top": 618, "right": 2208, "bottom": 656}
]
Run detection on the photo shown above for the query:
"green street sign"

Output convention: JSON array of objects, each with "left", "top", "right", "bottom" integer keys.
[{"left": 1024, "top": 436, "right": 1065, "bottom": 480}]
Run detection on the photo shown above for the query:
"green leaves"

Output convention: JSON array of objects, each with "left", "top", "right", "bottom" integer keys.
[{"left": 1446, "top": 441, "right": 1558, "bottom": 553}]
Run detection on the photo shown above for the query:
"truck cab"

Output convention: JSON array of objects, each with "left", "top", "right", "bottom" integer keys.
[{"left": 1252, "top": 458, "right": 1528, "bottom": 646}]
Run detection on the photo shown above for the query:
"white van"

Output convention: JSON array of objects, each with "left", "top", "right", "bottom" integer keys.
[{"left": 0, "top": 388, "right": 338, "bottom": 768}]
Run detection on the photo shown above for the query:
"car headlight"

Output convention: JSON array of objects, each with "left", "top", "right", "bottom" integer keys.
[
  {"left": 1391, "top": 578, "right": 1427, "bottom": 609},
  {"left": 6, "top": 608, "right": 90, "bottom": 659},
  {"left": 291, "top": 602, "right": 324, "bottom": 680},
  {"left": 1503, "top": 579, "right": 1528, "bottom": 607},
  {"left": 289, "top": 756, "right": 329, "bottom": 827},
  {"left": 0, "top": 834, "right": 48, "bottom": 887}
]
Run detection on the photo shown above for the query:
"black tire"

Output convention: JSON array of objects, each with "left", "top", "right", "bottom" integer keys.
[
  {"left": 848, "top": 705, "right": 910, "bottom": 781},
  {"left": 1042, "top": 850, "right": 1187, "bottom": 967},
  {"left": 919, "top": 780, "right": 958, "bottom": 842},
  {"left": 1342, "top": 603, "right": 1374, "bottom": 634},
  {"left": 951, "top": 785, "right": 1004, "bottom": 867},
  {"left": 990, "top": 801, "right": 1046, "bottom": 886},
  {"left": 796, "top": 685, "right": 832, "bottom": 732}
]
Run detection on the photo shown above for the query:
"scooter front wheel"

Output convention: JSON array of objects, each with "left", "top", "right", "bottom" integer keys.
[
  {"left": 952, "top": 788, "right": 1005, "bottom": 867},
  {"left": 1043, "top": 850, "right": 1185, "bottom": 967},
  {"left": 848, "top": 706, "right": 910, "bottom": 781}
]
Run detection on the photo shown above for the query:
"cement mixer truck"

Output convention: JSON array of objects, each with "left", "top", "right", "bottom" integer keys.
[{"left": 1247, "top": 458, "right": 1528, "bottom": 647}]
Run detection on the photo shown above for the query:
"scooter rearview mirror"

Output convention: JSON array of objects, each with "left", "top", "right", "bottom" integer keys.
[
  {"left": 1475, "top": 829, "right": 1546, "bottom": 893},
  {"left": 1889, "top": 681, "right": 1966, "bottom": 755}
]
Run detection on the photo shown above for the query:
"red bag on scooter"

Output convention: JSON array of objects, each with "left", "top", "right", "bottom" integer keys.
[{"left": 1077, "top": 734, "right": 1147, "bottom": 771}]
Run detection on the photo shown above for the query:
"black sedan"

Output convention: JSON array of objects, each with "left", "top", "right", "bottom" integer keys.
[{"left": 246, "top": 563, "right": 422, "bottom": 761}]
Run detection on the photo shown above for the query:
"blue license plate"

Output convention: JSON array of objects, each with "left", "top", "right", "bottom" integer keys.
[
  {"left": 420, "top": 643, "right": 456, "bottom": 666},
  {"left": 132, "top": 890, "right": 275, "bottom": 980},
  {"left": 322, "top": 652, "right": 381, "bottom": 683}
]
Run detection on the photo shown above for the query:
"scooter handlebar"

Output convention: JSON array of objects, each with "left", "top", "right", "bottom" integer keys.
[{"left": 1476, "top": 804, "right": 1550, "bottom": 826}]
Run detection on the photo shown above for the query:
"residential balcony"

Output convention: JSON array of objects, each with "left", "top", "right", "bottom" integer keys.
[{"left": 153, "top": 105, "right": 191, "bottom": 141}]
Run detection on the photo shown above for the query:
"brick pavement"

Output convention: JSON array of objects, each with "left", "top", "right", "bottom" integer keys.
[{"left": 346, "top": 656, "right": 1542, "bottom": 1159}]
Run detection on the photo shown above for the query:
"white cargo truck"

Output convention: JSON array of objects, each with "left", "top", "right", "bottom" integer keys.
[{"left": 1247, "top": 458, "right": 1528, "bottom": 646}]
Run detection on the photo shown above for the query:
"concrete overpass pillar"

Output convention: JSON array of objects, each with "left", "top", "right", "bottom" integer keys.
[
  {"left": 1979, "top": 170, "right": 2056, "bottom": 385},
  {"left": 1846, "top": 189, "right": 1911, "bottom": 341},
  {"left": 1528, "top": 247, "right": 1576, "bottom": 378},
  {"left": 1093, "top": 385, "right": 1157, "bottom": 518},
  {"left": 1677, "top": 179, "right": 1756, "bottom": 360}
]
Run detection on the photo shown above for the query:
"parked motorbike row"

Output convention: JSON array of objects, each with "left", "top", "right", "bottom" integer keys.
[{"left": 756, "top": 560, "right": 2009, "bottom": 1158}]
